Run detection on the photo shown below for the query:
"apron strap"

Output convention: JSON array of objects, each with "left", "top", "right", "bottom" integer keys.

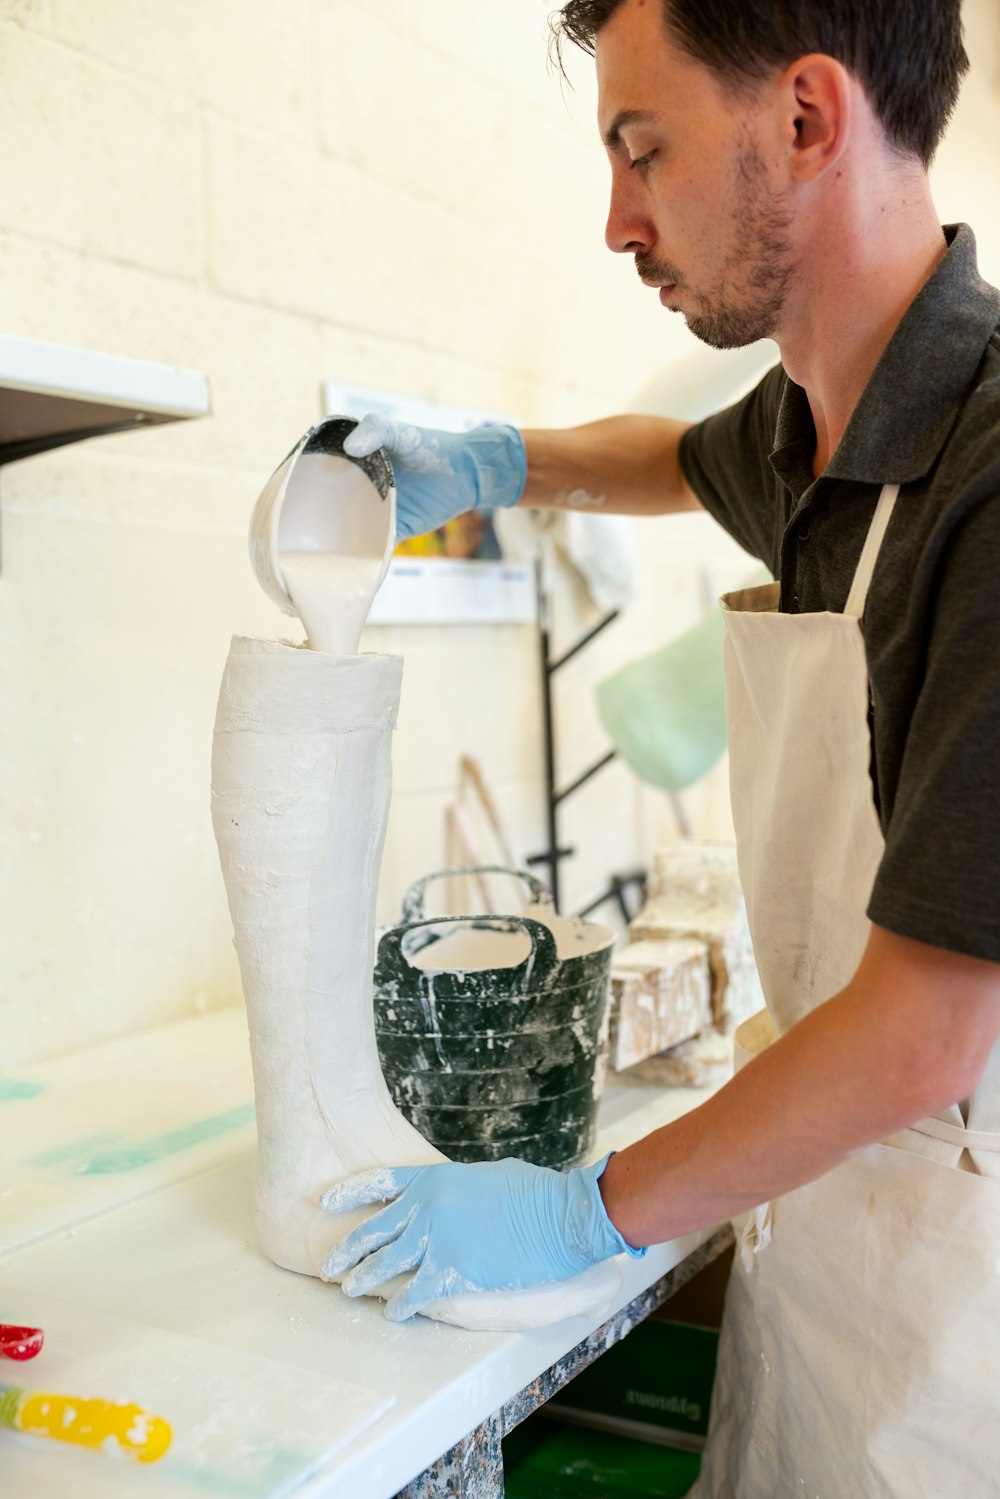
[
  {"left": 906, "top": 1114, "right": 1000, "bottom": 1154},
  {"left": 844, "top": 482, "right": 900, "bottom": 619}
]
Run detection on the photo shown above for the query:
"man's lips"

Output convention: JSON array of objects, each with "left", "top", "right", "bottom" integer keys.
[{"left": 639, "top": 275, "right": 678, "bottom": 306}]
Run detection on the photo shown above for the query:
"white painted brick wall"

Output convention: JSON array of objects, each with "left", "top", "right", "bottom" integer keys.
[
  {"left": 0, "top": 25, "right": 203, "bottom": 276},
  {"left": 1, "top": 0, "right": 996, "bottom": 1065}
]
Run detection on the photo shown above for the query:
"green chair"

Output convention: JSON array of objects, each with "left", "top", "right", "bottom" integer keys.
[{"left": 596, "top": 571, "right": 768, "bottom": 793}]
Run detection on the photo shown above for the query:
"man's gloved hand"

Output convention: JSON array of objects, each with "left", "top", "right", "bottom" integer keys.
[
  {"left": 320, "top": 1154, "right": 644, "bottom": 1322},
  {"left": 343, "top": 416, "right": 527, "bottom": 540}
]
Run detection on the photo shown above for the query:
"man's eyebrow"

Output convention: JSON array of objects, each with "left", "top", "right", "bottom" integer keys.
[{"left": 602, "top": 108, "right": 661, "bottom": 148}]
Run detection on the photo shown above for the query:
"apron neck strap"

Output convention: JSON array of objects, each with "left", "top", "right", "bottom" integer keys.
[{"left": 844, "top": 482, "right": 900, "bottom": 619}]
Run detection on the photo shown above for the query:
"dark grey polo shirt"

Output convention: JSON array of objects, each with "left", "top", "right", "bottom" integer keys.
[{"left": 680, "top": 224, "right": 1000, "bottom": 966}]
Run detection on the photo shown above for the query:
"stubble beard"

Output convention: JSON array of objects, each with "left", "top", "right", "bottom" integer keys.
[{"left": 636, "top": 134, "right": 797, "bottom": 350}]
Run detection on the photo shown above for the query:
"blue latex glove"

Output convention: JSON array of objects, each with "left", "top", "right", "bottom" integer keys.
[
  {"left": 320, "top": 1154, "right": 644, "bottom": 1322},
  {"left": 342, "top": 416, "right": 527, "bottom": 541}
]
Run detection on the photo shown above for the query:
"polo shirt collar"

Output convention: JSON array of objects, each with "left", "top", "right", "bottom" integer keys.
[{"left": 769, "top": 224, "right": 1000, "bottom": 493}]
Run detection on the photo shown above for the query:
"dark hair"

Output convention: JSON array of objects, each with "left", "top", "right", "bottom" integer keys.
[{"left": 551, "top": 0, "right": 968, "bottom": 167}]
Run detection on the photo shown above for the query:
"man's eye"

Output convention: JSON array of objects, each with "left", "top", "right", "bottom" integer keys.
[{"left": 630, "top": 152, "right": 654, "bottom": 172}]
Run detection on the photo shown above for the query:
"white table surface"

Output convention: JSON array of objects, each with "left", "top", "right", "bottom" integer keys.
[{"left": 0, "top": 1006, "right": 725, "bottom": 1499}]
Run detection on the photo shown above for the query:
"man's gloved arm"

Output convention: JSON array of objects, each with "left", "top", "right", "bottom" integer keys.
[
  {"left": 343, "top": 416, "right": 527, "bottom": 540},
  {"left": 320, "top": 1154, "right": 644, "bottom": 1322}
]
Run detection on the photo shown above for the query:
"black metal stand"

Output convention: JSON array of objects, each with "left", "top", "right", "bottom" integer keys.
[{"left": 525, "top": 556, "right": 645, "bottom": 921}]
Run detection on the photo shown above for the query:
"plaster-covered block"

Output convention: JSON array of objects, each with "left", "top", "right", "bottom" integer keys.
[
  {"left": 608, "top": 938, "right": 711, "bottom": 1071},
  {"left": 630, "top": 841, "right": 764, "bottom": 1029},
  {"left": 0, "top": 24, "right": 201, "bottom": 277},
  {"left": 648, "top": 840, "right": 745, "bottom": 905},
  {"left": 627, "top": 1029, "right": 736, "bottom": 1090}
]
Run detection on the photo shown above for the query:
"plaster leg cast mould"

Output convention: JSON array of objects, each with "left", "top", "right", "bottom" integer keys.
[{"left": 211, "top": 638, "right": 621, "bottom": 1330}]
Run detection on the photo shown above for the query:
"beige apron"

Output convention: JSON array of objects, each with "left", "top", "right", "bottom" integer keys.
[{"left": 692, "top": 484, "right": 1000, "bottom": 1498}]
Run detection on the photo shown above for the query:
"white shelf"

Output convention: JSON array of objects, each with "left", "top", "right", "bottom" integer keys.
[{"left": 0, "top": 332, "right": 210, "bottom": 464}]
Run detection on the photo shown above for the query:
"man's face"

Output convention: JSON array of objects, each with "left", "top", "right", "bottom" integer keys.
[{"left": 596, "top": 0, "right": 797, "bottom": 349}]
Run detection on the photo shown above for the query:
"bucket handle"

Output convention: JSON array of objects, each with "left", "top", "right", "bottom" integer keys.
[
  {"left": 401, "top": 866, "right": 553, "bottom": 923},
  {"left": 377, "top": 915, "right": 560, "bottom": 992}
]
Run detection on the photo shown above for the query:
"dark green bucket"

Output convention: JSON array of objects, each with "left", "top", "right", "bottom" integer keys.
[{"left": 374, "top": 867, "right": 616, "bottom": 1169}]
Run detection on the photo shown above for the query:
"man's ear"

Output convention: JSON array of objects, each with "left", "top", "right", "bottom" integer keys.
[{"left": 778, "top": 54, "right": 852, "bottom": 182}]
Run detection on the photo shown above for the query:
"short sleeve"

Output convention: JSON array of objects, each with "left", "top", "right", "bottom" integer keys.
[
  {"left": 869, "top": 484, "right": 1000, "bottom": 964},
  {"left": 679, "top": 364, "right": 786, "bottom": 571}
]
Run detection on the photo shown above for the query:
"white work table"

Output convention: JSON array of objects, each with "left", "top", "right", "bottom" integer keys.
[{"left": 0, "top": 1007, "right": 731, "bottom": 1498}]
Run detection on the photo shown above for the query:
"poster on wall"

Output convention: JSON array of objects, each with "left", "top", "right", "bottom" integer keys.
[{"left": 323, "top": 380, "right": 535, "bottom": 625}]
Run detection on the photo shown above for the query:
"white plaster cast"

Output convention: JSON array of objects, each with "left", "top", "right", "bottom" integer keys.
[{"left": 211, "top": 638, "right": 621, "bottom": 1331}]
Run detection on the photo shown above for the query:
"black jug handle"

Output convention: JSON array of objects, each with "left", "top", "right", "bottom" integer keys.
[
  {"left": 400, "top": 866, "right": 553, "bottom": 924},
  {"left": 377, "top": 914, "right": 560, "bottom": 993}
]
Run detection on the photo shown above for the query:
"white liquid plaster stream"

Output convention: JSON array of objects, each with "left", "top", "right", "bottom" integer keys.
[{"left": 210, "top": 440, "right": 622, "bottom": 1331}]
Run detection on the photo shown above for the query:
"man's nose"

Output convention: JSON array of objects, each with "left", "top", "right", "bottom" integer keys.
[{"left": 605, "top": 177, "right": 654, "bottom": 256}]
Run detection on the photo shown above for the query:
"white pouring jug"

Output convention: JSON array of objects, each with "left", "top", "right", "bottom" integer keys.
[{"left": 249, "top": 416, "right": 397, "bottom": 656}]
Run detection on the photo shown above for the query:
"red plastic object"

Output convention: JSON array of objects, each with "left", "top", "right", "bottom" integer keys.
[{"left": 0, "top": 1325, "right": 44, "bottom": 1360}]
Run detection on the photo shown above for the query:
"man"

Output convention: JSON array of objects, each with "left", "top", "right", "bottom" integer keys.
[{"left": 324, "top": 2, "right": 1000, "bottom": 1491}]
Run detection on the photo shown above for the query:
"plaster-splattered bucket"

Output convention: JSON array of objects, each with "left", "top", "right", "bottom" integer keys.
[{"left": 373, "top": 868, "right": 615, "bottom": 1169}]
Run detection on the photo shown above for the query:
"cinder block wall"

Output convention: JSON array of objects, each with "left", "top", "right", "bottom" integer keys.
[{"left": 1, "top": 0, "right": 996, "bottom": 1066}]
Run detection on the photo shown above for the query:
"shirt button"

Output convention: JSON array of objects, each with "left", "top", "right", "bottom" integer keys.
[
  {"left": 792, "top": 592, "right": 800, "bottom": 610},
  {"left": 798, "top": 523, "right": 811, "bottom": 541}
]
